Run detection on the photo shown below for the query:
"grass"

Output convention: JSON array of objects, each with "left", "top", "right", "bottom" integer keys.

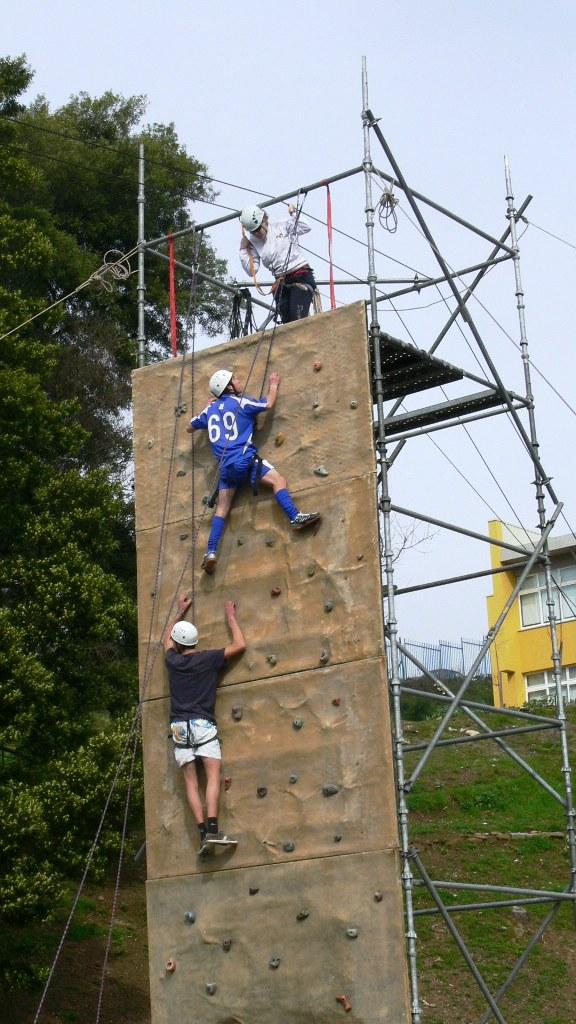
[{"left": 405, "top": 703, "right": 576, "bottom": 1023}]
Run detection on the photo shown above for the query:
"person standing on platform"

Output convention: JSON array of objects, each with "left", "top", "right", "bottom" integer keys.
[
  {"left": 239, "top": 204, "right": 317, "bottom": 323},
  {"left": 164, "top": 594, "right": 246, "bottom": 853},
  {"left": 187, "top": 369, "right": 321, "bottom": 575}
]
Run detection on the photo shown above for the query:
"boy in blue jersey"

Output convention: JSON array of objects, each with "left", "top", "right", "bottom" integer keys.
[{"left": 187, "top": 369, "right": 320, "bottom": 574}]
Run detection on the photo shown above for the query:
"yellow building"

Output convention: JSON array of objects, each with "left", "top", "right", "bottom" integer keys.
[{"left": 487, "top": 520, "right": 576, "bottom": 707}]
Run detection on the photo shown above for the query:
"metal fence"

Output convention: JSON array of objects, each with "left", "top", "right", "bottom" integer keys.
[{"left": 388, "top": 637, "right": 491, "bottom": 681}]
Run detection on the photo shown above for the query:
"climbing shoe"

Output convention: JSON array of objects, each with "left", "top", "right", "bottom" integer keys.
[
  {"left": 204, "top": 831, "right": 237, "bottom": 846},
  {"left": 291, "top": 512, "right": 321, "bottom": 530},
  {"left": 202, "top": 551, "right": 217, "bottom": 575}
]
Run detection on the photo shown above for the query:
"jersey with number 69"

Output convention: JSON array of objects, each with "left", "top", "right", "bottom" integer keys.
[{"left": 190, "top": 393, "right": 268, "bottom": 461}]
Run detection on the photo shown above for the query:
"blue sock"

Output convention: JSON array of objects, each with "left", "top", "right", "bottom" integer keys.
[
  {"left": 275, "top": 488, "right": 298, "bottom": 521},
  {"left": 207, "top": 515, "right": 226, "bottom": 553}
]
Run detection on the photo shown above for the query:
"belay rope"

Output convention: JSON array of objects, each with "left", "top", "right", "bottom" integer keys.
[
  {"left": 325, "top": 183, "right": 336, "bottom": 310},
  {"left": 168, "top": 234, "right": 178, "bottom": 356}
]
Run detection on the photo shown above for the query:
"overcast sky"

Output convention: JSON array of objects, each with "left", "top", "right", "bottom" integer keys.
[{"left": 6, "top": 0, "right": 576, "bottom": 644}]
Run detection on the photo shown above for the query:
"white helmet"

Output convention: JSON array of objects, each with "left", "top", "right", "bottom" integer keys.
[
  {"left": 170, "top": 621, "right": 199, "bottom": 647},
  {"left": 209, "top": 369, "right": 233, "bottom": 398},
  {"left": 240, "top": 205, "right": 265, "bottom": 232}
]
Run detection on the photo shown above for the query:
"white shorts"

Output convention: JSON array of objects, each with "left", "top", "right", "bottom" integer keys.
[{"left": 171, "top": 718, "right": 221, "bottom": 766}]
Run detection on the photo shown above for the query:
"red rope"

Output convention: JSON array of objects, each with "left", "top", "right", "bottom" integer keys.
[
  {"left": 168, "top": 235, "right": 178, "bottom": 357},
  {"left": 326, "top": 185, "right": 336, "bottom": 310}
]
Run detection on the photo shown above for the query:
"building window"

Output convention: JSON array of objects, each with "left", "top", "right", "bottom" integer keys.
[
  {"left": 525, "top": 665, "right": 576, "bottom": 704},
  {"left": 519, "top": 563, "right": 576, "bottom": 628}
]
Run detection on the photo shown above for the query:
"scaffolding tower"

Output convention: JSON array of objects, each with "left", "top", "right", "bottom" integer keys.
[{"left": 136, "top": 59, "right": 576, "bottom": 1024}]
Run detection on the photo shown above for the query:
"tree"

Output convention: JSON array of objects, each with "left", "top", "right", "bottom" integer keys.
[
  {"left": 2, "top": 59, "right": 231, "bottom": 473},
  {"left": 0, "top": 55, "right": 230, "bottom": 991}
]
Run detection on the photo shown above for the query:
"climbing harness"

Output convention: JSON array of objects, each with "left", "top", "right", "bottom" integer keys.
[
  {"left": 229, "top": 287, "right": 256, "bottom": 338},
  {"left": 249, "top": 453, "right": 264, "bottom": 495},
  {"left": 170, "top": 721, "right": 219, "bottom": 750}
]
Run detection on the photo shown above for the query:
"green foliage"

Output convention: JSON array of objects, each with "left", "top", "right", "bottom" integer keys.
[
  {"left": 0, "top": 49, "right": 232, "bottom": 995},
  {"left": 0, "top": 713, "right": 143, "bottom": 932},
  {"left": 0, "top": 55, "right": 183, "bottom": 993}
]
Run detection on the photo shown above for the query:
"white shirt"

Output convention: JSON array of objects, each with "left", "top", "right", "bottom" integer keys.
[{"left": 239, "top": 213, "right": 312, "bottom": 278}]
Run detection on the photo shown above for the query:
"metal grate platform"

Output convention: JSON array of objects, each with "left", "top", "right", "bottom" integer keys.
[
  {"left": 383, "top": 389, "right": 508, "bottom": 436},
  {"left": 377, "top": 333, "right": 463, "bottom": 400}
]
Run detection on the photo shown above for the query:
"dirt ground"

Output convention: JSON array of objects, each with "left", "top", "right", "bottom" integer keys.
[{"left": 2, "top": 865, "right": 151, "bottom": 1024}]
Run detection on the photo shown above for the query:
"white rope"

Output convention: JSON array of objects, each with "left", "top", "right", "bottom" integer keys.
[{"left": 0, "top": 246, "right": 138, "bottom": 341}]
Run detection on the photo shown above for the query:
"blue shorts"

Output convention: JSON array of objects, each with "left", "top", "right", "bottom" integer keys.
[{"left": 219, "top": 452, "right": 273, "bottom": 490}]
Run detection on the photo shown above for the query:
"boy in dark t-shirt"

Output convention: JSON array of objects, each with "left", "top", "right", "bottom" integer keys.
[{"left": 163, "top": 594, "right": 246, "bottom": 851}]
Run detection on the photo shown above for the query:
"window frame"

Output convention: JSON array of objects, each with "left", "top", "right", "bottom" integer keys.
[{"left": 518, "top": 563, "right": 576, "bottom": 629}]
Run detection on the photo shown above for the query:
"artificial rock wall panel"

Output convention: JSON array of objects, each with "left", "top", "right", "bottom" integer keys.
[
  {"left": 136, "top": 473, "right": 383, "bottom": 700},
  {"left": 133, "top": 303, "right": 375, "bottom": 535},
  {"left": 146, "top": 851, "right": 409, "bottom": 1024},
  {"left": 142, "top": 658, "right": 397, "bottom": 879},
  {"left": 133, "top": 302, "right": 411, "bottom": 1023}
]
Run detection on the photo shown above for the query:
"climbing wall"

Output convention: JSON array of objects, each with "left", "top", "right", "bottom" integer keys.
[{"left": 133, "top": 301, "right": 411, "bottom": 1023}]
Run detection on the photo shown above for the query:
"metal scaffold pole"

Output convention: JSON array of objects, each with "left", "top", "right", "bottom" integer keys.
[
  {"left": 361, "top": 57, "right": 422, "bottom": 1024},
  {"left": 504, "top": 158, "right": 576, "bottom": 905},
  {"left": 137, "top": 142, "right": 146, "bottom": 368}
]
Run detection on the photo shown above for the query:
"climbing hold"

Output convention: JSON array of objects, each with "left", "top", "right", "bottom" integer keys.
[
  {"left": 267, "top": 655, "right": 278, "bottom": 667},
  {"left": 306, "top": 565, "right": 316, "bottom": 578},
  {"left": 357, "top": 553, "right": 364, "bottom": 561},
  {"left": 334, "top": 834, "right": 343, "bottom": 843},
  {"left": 206, "top": 983, "right": 217, "bottom": 996},
  {"left": 179, "top": 532, "right": 189, "bottom": 541},
  {"left": 292, "top": 719, "right": 304, "bottom": 731},
  {"left": 324, "top": 601, "right": 334, "bottom": 613},
  {"left": 231, "top": 706, "right": 243, "bottom": 721},
  {"left": 314, "top": 465, "right": 329, "bottom": 477},
  {"left": 319, "top": 650, "right": 330, "bottom": 666},
  {"left": 176, "top": 470, "right": 187, "bottom": 478},
  {"left": 265, "top": 536, "right": 276, "bottom": 548},
  {"left": 346, "top": 927, "right": 359, "bottom": 939},
  {"left": 336, "top": 995, "right": 352, "bottom": 1013},
  {"left": 147, "top": 439, "right": 154, "bottom": 449},
  {"left": 274, "top": 432, "right": 285, "bottom": 447},
  {"left": 184, "top": 911, "right": 196, "bottom": 924},
  {"left": 332, "top": 697, "right": 341, "bottom": 706},
  {"left": 269, "top": 956, "right": 281, "bottom": 970},
  {"left": 283, "top": 841, "right": 296, "bottom": 853},
  {"left": 237, "top": 536, "right": 246, "bottom": 546},
  {"left": 202, "top": 495, "right": 210, "bottom": 505},
  {"left": 350, "top": 400, "right": 358, "bottom": 409},
  {"left": 249, "top": 886, "right": 260, "bottom": 895},
  {"left": 313, "top": 360, "right": 323, "bottom": 372},
  {"left": 322, "top": 784, "right": 341, "bottom": 798},
  {"left": 289, "top": 774, "right": 298, "bottom": 784},
  {"left": 165, "top": 959, "right": 176, "bottom": 974},
  {"left": 224, "top": 777, "right": 232, "bottom": 791},
  {"left": 271, "top": 587, "right": 282, "bottom": 597},
  {"left": 150, "top": 590, "right": 156, "bottom": 597},
  {"left": 222, "top": 938, "right": 232, "bottom": 952},
  {"left": 373, "top": 891, "right": 384, "bottom": 903},
  {"left": 312, "top": 400, "right": 320, "bottom": 409},
  {"left": 257, "top": 786, "right": 268, "bottom": 799},
  {"left": 296, "top": 910, "right": 310, "bottom": 921}
]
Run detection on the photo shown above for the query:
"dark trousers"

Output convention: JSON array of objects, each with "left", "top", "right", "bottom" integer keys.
[{"left": 275, "top": 268, "right": 316, "bottom": 323}]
